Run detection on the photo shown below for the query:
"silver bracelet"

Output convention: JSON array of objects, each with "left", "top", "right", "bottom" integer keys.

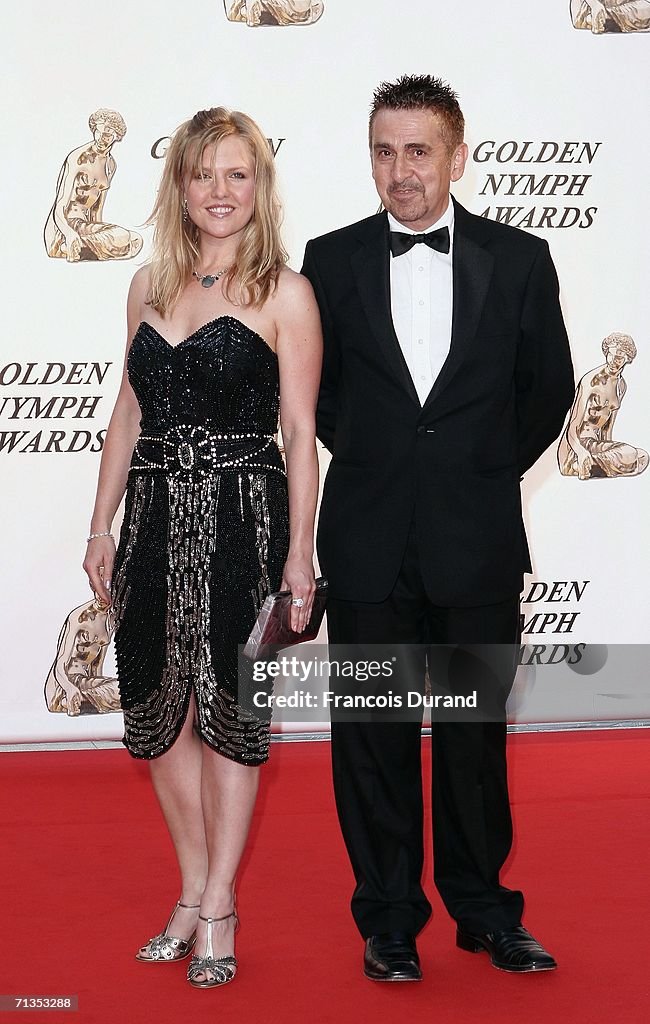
[{"left": 86, "top": 531, "right": 114, "bottom": 543}]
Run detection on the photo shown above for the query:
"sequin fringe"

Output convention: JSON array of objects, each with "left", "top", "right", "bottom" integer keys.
[
  {"left": 118, "top": 473, "right": 277, "bottom": 764},
  {"left": 112, "top": 476, "right": 150, "bottom": 636},
  {"left": 113, "top": 318, "right": 290, "bottom": 765}
]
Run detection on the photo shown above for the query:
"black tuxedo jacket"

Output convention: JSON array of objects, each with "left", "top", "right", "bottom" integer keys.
[{"left": 301, "top": 200, "right": 574, "bottom": 606}]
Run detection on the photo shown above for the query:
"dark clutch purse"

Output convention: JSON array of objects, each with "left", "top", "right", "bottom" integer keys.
[{"left": 243, "top": 577, "right": 328, "bottom": 660}]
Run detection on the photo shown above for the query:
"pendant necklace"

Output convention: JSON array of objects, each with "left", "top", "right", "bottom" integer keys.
[{"left": 192, "top": 266, "right": 231, "bottom": 288}]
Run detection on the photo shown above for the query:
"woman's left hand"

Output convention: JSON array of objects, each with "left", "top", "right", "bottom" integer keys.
[{"left": 280, "top": 555, "right": 316, "bottom": 633}]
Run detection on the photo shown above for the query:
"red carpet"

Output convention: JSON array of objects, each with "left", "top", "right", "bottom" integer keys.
[{"left": 1, "top": 730, "right": 648, "bottom": 1024}]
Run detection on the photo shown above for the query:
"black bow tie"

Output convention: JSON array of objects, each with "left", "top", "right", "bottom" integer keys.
[{"left": 389, "top": 226, "right": 450, "bottom": 257}]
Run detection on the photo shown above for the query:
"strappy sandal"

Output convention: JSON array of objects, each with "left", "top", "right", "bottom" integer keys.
[
  {"left": 135, "top": 900, "right": 200, "bottom": 962},
  {"left": 187, "top": 911, "right": 239, "bottom": 988}
]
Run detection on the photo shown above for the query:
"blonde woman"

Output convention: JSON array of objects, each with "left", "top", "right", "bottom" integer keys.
[{"left": 83, "top": 107, "right": 322, "bottom": 988}]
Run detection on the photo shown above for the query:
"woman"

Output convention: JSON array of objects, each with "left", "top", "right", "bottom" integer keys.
[
  {"left": 83, "top": 107, "right": 322, "bottom": 988},
  {"left": 558, "top": 332, "right": 648, "bottom": 478}
]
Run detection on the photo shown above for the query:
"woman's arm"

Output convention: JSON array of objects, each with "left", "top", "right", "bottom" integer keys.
[
  {"left": 274, "top": 269, "right": 323, "bottom": 632},
  {"left": 83, "top": 268, "right": 149, "bottom": 603}
]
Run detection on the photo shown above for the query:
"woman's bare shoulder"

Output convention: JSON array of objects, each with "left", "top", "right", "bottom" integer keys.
[
  {"left": 126, "top": 265, "right": 152, "bottom": 335},
  {"left": 127, "top": 265, "right": 152, "bottom": 315},
  {"left": 128, "top": 264, "right": 151, "bottom": 299},
  {"left": 273, "top": 266, "right": 316, "bottom": 310},
  {"left": 270, "top": 267, "right": 322, "bottom": 355}
]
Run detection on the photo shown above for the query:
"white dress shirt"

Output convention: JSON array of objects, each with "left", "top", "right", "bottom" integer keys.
[{"left": 387, "top": 198, "right": 454, "bottom": 405}]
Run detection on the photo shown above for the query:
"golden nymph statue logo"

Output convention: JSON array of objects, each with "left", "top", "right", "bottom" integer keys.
[
  {"left": 44, "top": 109, "right": 143, "bottom": 262},
  {"left": 570, "top": 1, "right": 650, "bottom": 32},
  {"left": 45, "top": 598, "right": 120, "bottom": 716},
  {"left": 224, "top": 1, "right": 324, "bottom": 25},
  {"left": 558, "top": 332, "right": 648, "bottom": 479}
]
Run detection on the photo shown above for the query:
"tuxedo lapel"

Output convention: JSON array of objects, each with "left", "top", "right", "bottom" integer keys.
[
  {"left": 421, "top": 202, "right": 494, "bottom": 413},
  {"left": 350, "top": 214, "right": 420, "bottom": 406}
]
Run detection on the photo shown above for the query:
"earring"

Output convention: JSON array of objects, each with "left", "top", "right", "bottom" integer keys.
[{"left": 182, "top": 198, "right": 189, "bottom": 222}]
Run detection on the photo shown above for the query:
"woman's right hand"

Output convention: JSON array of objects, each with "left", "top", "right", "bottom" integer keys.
[{"left": 83, "top": 535, "right": 116, "bottom": 605}]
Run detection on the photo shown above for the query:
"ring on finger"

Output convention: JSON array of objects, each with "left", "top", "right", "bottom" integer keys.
[{"left": 291, "top": 597, "right": 304, "bottom": 607}]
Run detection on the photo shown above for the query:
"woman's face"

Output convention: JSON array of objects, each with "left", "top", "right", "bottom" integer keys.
[{"left": 184, "top": 136, "right": 256, "bottom": 247}]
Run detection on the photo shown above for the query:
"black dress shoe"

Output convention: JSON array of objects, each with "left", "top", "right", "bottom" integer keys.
[
  {"left": 364, "top": 932, "right": 422, "bottom": 982},
  {"left": 456, "top": 925, "right": 557, "bottom": 972}
]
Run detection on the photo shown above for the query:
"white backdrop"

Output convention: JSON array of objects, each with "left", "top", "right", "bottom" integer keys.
[{"left": 1, "top": 1, "right": 648, "bottom": 744}]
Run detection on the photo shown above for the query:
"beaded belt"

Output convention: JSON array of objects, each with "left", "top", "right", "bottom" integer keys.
[{"left": 129, "top": 425, "right": 285, "bottom": 475}]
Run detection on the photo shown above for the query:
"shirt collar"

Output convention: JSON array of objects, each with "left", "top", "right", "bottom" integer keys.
[{"left": 387, "top": 195, "right": 454, "bottom": 237}]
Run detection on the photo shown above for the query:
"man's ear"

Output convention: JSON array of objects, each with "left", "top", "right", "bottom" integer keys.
[{"left": 450, "top": 143, "right": 468, "bottom": 183}]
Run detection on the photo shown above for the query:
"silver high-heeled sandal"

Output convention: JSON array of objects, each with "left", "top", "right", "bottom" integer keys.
[
  {"left": 135, "top": 900, "right": 200, "bottom": 962},
  {"left": 187, "top": 911, "right": 238, "bottom": 988}
]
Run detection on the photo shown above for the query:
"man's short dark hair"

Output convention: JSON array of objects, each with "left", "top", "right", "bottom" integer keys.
[{"left": 369, "top": 74, "right": 465, "bottom": 152}]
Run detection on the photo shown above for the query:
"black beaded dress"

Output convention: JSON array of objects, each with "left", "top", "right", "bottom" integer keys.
[{"left": 112, "top": 316, "right": 289, "bottom": 765}]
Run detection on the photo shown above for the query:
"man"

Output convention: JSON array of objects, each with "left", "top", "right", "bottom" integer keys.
[{"left": 301, "top": 75, "right": 574, "bottom": 981}]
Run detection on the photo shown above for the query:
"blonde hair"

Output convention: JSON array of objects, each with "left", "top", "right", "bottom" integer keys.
[{"left": 148, "top": 107, "right": 287, "bottom": 315}]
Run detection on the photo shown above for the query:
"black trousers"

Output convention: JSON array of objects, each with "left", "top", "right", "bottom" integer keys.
[{"left": 327, "top": 525, "right": 525, "bottom": 938}]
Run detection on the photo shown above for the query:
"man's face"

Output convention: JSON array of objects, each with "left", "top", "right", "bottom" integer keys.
[{"left": 371, "top": 108, "right": 467, "bottom": 231}]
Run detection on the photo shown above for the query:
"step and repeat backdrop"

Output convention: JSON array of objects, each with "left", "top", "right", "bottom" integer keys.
[{"left": 1, "top": 1, "right": 648, "bottom": 744}]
